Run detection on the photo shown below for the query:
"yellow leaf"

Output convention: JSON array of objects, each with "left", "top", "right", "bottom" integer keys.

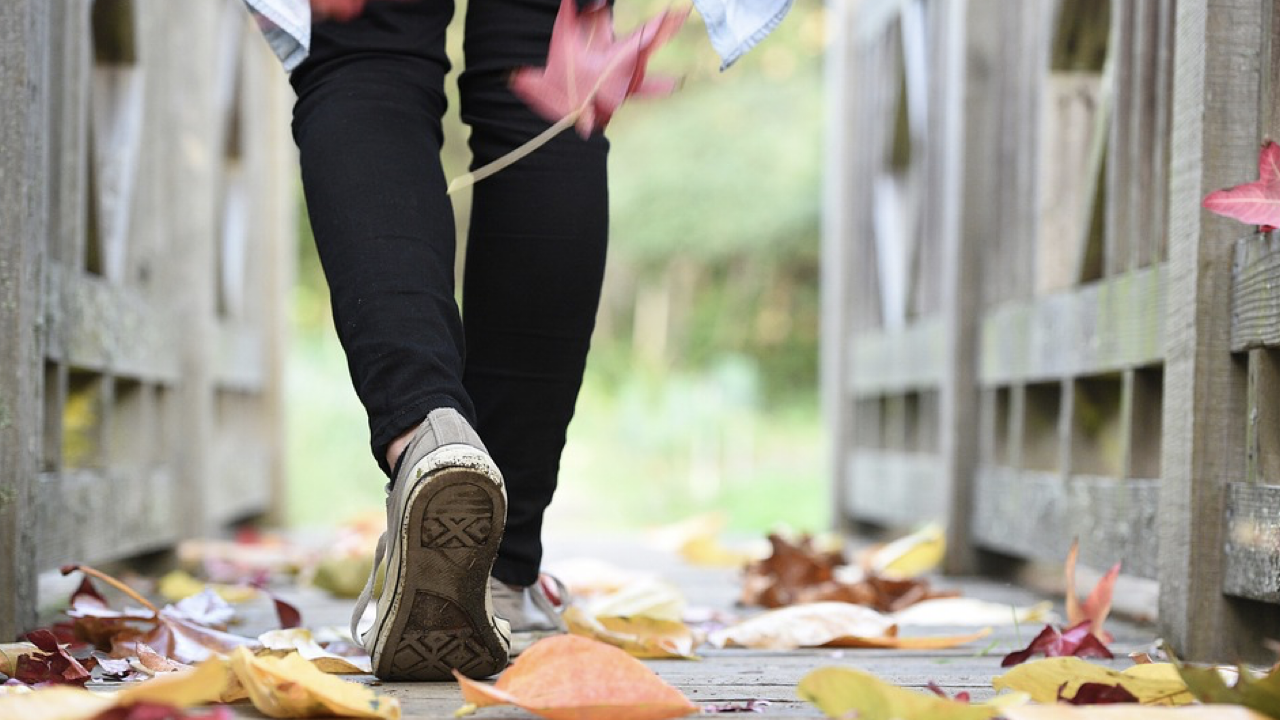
[
  {"left": 563, "top": 606, "right": 699, "bottom": 659},
  {"left": 257, "top": 629, "right": 372, "bottom": 674},
  {"left": 798, "top": 666, "right": 999, "bottom": 720},
  {"left": 453, "top": 635, "right": 697, "bottom": 720},
  {"left": 115, "top": 655, "right": 230, "bottom": 707},
  {"left": 582, "top": 578, "right": 687, "bottom": 622},
  {"left": 0, "top": 642, "right": 39, "bottom": 676},
  {"left": 1001, "top": 706, "right": 1271, "bottom": 720},
  {"left": 867, "top": 523, "right": 946, "bottom": 579},
  {"left": 0, "top": 687, "right": 114, "bottom": 720},
  {"left": 678, "top": 535, "right": 753, "bottom": 568},
  {"left": 158, "top": 570, "right": 260, "bottom": 603},
  {"left": 229, "top": 645, "right": 400, "bottom": 719},
  {"left": 993, "top": 657, "right": 1194, "bottom": 705},
  {"left": 827, "top": 626, "right": 993, "bottom": 650}
]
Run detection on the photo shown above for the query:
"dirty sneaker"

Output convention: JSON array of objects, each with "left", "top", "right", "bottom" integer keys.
[
  {"left": 351, "top": 408, "right": 511, "bottom": 680},
  {"left": 490, "top": 574, "right": 570, "bottom": 655}
]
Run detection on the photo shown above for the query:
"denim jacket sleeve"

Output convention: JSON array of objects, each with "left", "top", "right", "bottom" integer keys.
[
  {"left": 242, "top": 0, "right": 792, "bottom": 73},
  {"left": 693, "top": 0, "right": 794, "bottom": 70},
  {"left": 243, "top": 0, "right": 311, "bottom": 71}
]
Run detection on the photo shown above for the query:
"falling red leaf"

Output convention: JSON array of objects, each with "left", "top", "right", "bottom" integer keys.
[
  {"left": 1058, "top": 682, "right": 1140, "bottom": 705},
  {"left": 12, "top": 629, "right": 93, "bottom": 686},
  {"left": 1000, "top": 621, "right": 1113, "bottom": 667},
  {"left": 511, "top": 0, "right": 688, "bottom": 137},
  {"left": 1203, "top": 140, "right": 1280, "bottom": 231}
]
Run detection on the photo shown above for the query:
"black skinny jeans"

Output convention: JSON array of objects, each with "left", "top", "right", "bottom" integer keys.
[{"left": 290, "top": 0, "right": 609, "bottom": 587}]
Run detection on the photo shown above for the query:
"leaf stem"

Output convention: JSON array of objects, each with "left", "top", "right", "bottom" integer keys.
[
  {"left": 447, "top": 111, "right": 581, "bottom": 195},
  {"left": 63, "top": 563, "right": 160, "bottom": 617}
]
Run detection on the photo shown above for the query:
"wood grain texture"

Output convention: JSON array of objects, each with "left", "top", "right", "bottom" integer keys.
[
  {"left": 1231, "top": 232, "right": 1280, "bottom": 351},
  {"left": 971, "top": 467, "right": 1160, "bottom": 579},
  {"left": 1160, "top": 0, "right": 1276, "bottom": 663},
  {"left": 845, "top": 450, "right": 947, "bottom": 527},
  {"left": 979, "top": 265, "right": 1165, "bottom": 384},
  {"left": 1223, "top": 482, "right": 1280, "bottom": 603},
  {"left": 849, "top": 319, "right": 945, "bottom": 395},
  {"left": 0, "top": 0, "right": 49, "bottom": 641}
]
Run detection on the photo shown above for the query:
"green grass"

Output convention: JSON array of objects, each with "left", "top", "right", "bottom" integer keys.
[{"left": 284, "top": 328, "right": 827, "bottom": 534}]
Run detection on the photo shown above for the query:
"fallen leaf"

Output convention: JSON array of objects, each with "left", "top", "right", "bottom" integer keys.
[
  {"left": 0, "top": 643, "right": 39, "bottom": 677},
  {"left": 1002, "top": 707, "right": 1271, "bottom": 720},
  {"left": 993, "top": 657, "right": 1193, "bottom": 705},
  {"left": 88, "top": 704, "right": 234, "bottom": 720},
  {"left": 1173, "top": 650, "right": 1280, "bottom": 719},
  {"left": 827, "top": 627, "right": 993, "bottom": 651},
  {"left": 113, "top": 657, "right": 229, "bottom": 707},
  {"left": 1001, "top": 622, "right": 1113, "bottom": 667},
  {"left": 1203, "top": 140, "right": 1280, "bottom": 231},
  {"left": 453, "top": 635, "right": 697, "bottom": 720},
  {"left": 926, "top": 682, "right": 971, "bottom": 703},
  {"left": 256, "top": 629, "right": 371, "bottom": 674},
  {"left": 14, "top": 630, "right": 93, "bottom": 686},
  {"left": 562, "top": 606, "right": 698, "bottom": 659},
  {"left": 707, "top": 602, "right": 894, "bottom": 650},
  {"left": 0, "top": 686, "right": 114, "bottom": 720},
  {"left": 228, "top": 646, "right": 399, "bottom": 719},
  {"left": 0, "top": 657, "right": 229, "bottom": 720},
  {"left": 168, "top": 591, "right": 236, "bottom": 629},
  {"left": 891, "top": 598, "right": 1054, "bottom": 627},
  {"left": 864, "top": 523, "right": 946, "bottom": 579},
  {"left": 511, "top": 0, "right": 687, "bottom": 137},
  {"left": 797, "top": 667, "right": 1000, "bottom": 720},
  {"left": 1064, "top": 540, "right": 1119, "bottom": 642},
  {"left": 1059, "top": 682, "right": 1139, "bottom": 704},
  {"left": 157, "top": 572, "right": 258, "bottom": 605},
  {"left": 581, "top": 578, "right": 687, "bottom": 622}
]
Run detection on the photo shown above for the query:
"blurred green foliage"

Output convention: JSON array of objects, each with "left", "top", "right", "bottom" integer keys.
[{"left": 288, "top": 0, "right": 827, "bottom": 531}]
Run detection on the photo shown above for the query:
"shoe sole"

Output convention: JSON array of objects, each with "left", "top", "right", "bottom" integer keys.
[{"left": 370, "top": 447, "right": 509, "bottom": 681}]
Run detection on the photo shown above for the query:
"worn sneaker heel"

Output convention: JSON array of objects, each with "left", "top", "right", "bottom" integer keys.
[{"left": 353, "top": 410, "right": 512, "bottom": 681}]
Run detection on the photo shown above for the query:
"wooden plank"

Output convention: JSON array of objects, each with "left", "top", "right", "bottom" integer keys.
[
  {"left": 1223, "top": 482, "right": 1280, "bottom": 603},
  {"left": 1231, "top": 233, "right": 1280, "bottom": 351},
  {"left": 849, "top": 318, "right": 945, "bottom": 395},
  {"left": 823, "top": 0, "right": 861, "bottom": 532},
  {"left": 44, "top": 261, "right": 181, "bottom": 380},
  {"left": 845, "top": 450, "right": 946, "bottom": 527},
  {"left": 32, "top": 468, "right": 180, "bottom": 570},
  {"left": 0, "top": 0, "right": 49, "bottom": 642},
  {"left": 215, "top": 320, "right": 266, "bottom": 391},
  {"left": 1161, "top": 0, "right": 1280, "bottom": 663},
  {"left": 980, "top": 265, "right": 1165, "bottom": 384},
  {"left": 1104, "top": 0, "right": 1135, "bottom": 277},
  {"left": 971, "top": 467, "right": 1160, "bottom": 579}
]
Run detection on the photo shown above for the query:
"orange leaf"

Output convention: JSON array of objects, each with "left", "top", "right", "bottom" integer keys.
[
  {"left": 454, "top": 635, "right": 697, "bottom": 720},
  {"left": 828, "top": 627, "right": 993, "bottom": 650},
  {"left": 1064, "top": 539, "right": 1119, "bottom": 643}
]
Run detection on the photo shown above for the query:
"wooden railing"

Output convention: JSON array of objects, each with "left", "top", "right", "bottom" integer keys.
[
  {"left": 0, "top": 0, "right": 295, "bottom": 640},
  {"left": 825, "top": 0, "right": 1280, "bottom": 661}
]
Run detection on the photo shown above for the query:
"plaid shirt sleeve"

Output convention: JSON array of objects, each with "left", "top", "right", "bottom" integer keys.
[{"left": 242, "top": 0, "right": 311, "bottom": 71}]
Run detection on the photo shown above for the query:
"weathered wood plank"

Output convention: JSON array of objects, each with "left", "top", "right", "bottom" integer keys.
[
  {"left": 1104, "top": 0, "right": 1135, "bottom": 277},
  {"left": 845, "top": 450, "right": 946, "bottom": 527},
  {"left": 32, "top": 468, "right": 180, "bottom": 570},
  {"left": 44, "top": 262, "right": 181, "bottom": 380},
  {"left": 1223, "top": 482, "right": 1280, "bottom": 603},
  {"left": 0, "top": 0, "right": 49, "bottom": 641},
  {"left": 980, "top": 265, "right": 1165, "bottom": 384},
  {"left": 1231, "top": 232, "right": 1280, "bottom": 351},
  {"left": 1160, "top": 0, "right": 1280, "bottom": 663},
  {"left": 849, "top": 318, "right": 945, "bottom": 395},
  {"left": 972, "top": 467, "right": 1160, "bottom": 579},
  {"left": 215, "top": 320, "right": 266, "bottom": 391}
]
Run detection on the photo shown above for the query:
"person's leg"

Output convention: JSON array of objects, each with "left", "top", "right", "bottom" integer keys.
[
  {"left": 459, "top": 0, "right": 611, "bottom": 588},
  {"left": 291, "top": 2, "right": 512, "bottom": 680},
  {"left": 291, "top": 0, "right": 472, "bottom": 476}
]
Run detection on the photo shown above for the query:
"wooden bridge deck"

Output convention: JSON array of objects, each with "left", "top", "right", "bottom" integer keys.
[{"left": 198, "top": 533, "right": 1157, "bottom": 719}]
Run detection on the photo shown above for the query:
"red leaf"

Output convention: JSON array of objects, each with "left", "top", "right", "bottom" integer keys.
[
  {"left": 1000, "top": 621, "right": 1113, "bottom": 667},
  {"left": 511, "top": 0, "right": 688, "bottom": 137},
  {"left": 13, "top": 629, "right": 92, "bottom": 686},
  {"left": 1203, "top": 140, "right": 1280, "bottom": 229},
  {"left": 1058, "top": 682, "right": 1140, "bottom": 705}
]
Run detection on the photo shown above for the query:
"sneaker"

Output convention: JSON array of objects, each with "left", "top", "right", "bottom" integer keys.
[
  {"left": 350, "top": 408, "right": 511, "bottom": 680},
  {"left": 490, "top": 574, "right": 570, "bottom": 655}
]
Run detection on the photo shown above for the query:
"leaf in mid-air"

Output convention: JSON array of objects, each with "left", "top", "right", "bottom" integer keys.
[
  {"left": 511, "top": 0, "right": 688, "bottom": 137},
  {"left": 1203, "top": 140, "right": 1280, "bottom": 231}
]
